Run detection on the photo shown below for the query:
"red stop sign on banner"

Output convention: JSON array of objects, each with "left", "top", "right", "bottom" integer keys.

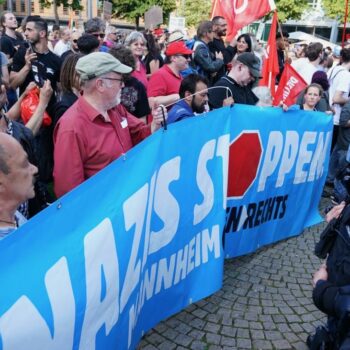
[{"left": 228, "top": 132, "right": 262, "bottom": 198}]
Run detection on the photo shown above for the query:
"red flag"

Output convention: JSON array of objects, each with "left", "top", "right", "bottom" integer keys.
[
  {"left": 260, "top": 11, "right": 279, "bottom": 96},
  {"left": 211, "top": 0, "right": 276, "bottom": 41},
  {"left": 272, "top": 63, "right": 307, "bottom": 106}
]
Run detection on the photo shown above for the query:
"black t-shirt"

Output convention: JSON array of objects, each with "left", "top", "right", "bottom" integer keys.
[
  {"left": 208, "top": 38, "right": 236, "bottom": 82},
  {"left": 0, "top": 34, "right": 24, "bottom": 59},
  {"left": 121, "top": 76, "right": 151, "bottom": 119},
  {"left": 12, "top": 46, "right": 62, "bottom": 96},
  {"left": 143, "top": 52, "right": 164, "bottom": 75},
  {"left": 209, "top": 76, "right": 258, "bottom": 109}
]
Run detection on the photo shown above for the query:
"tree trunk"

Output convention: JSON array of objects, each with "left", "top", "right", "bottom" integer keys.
[
  {"left": 135, "top": 16, "right": 139, "bottom": 30},
  {"left": 54, "top": 0, "right": 59, "bottom": 25}
]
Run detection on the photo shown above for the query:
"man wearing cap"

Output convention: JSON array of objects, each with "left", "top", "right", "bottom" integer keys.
[
  {"left": 147, "top": 41, "right": 193, "bottom": 109},
  {"left": 208, "top": 53, "right": 260, "bottom": 109},
  {"left": 53, "top": 52, "right": 166, "bottom": 197}
]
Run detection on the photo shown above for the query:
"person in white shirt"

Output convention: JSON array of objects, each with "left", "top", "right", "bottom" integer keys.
[
  {"left": 292, "top": 42, "right": 324, "bottom": 84},
  {"left": 53, "top": 28, "right": 71, "bottom": 56}
]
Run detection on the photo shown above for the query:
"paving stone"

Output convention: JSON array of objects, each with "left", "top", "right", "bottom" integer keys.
[
  {"left": 250, "top": 329, "right": 265, "bottom": 340},
  {"left": 272, "top": 339, "right": 293, "bottom": 349},
  {"left": 206, "top": 333, "right": 221, "bottom": 345},
  {"left": 174, "top": 334, "right": 193, "bottom": 347},
  {"left": 190, "top": 340, "right": 207, "bottom": 350},
  {"left": 252, "top": 339, "right": 274, "bottom": 349},
  {"left": 236, "top": 338, "right": 252, "bottom": 348}
]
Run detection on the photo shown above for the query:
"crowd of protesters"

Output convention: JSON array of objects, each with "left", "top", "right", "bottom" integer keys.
[{"left": 2, "top": 11, "right": 350, "bottom": 348}]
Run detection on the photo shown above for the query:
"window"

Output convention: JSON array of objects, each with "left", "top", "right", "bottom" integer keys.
[{"left": 20, "top": 0, "right": 25, "bottom": 12}]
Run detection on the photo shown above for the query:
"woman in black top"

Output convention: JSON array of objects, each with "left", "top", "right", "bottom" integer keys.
[{"left": 143, "top": 32, "right": 163, "bottom": 77}]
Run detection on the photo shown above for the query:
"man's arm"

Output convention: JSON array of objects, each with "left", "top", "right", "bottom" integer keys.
[
  {"left": 10, "top": 48, "right": 36, "bottom": 89},
  {"left": 148, "top": 94, "right": 179, "bottom": 109},
  {"left": 333, "top": 90, "right": 350, "bottom": 106}
]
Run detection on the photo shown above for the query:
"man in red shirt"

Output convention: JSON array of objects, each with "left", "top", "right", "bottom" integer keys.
[
  {"left": 148, "top": 41, "right": 193, "bottom": 109},
  {"left": 53, "top": 52, "right": 166, "bottom": 197}
]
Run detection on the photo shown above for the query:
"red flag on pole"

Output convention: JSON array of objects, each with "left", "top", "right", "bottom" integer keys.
[
  {"left": 260, "top": 11, "right": 279, "bottom": 96},
  {"left": 211, "top": 0, "right": 276, "bottom": 41},
  {"left": 272, "top": 63, "right": 307, "bottom": 106}
]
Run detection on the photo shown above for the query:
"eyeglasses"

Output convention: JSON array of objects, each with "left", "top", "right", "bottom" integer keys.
[
  {"left": 92, "top": 33, "right": 105, "bottom": 39},
  {"left": 101, "top": 77, "right": 124, "bottom": 84},
  {"left": 176, "top": 54, "right": 191, "bottom": 59},
  {"left": 72, "top": 39, "right": 78, "bottom": 43}
]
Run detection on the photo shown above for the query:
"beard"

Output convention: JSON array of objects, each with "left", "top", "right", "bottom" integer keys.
[{"left": 191, "top": 99, "right": 206, "bottom": 114}]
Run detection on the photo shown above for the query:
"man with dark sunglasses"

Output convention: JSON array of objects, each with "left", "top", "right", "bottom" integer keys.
[
  {"left": 84, "top": 17, "right": 108, "bottom": 52},
  {"left": 192, "top": 20, "right": 224, "bottom": 86},
  {"left": 148, "top": 41, "right": 193, "bottom": 109}
]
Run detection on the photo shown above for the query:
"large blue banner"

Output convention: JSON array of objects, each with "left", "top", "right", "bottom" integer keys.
[
  {"left": 0, "top": 104, "right": 332, "bottom": 349},
  {"left": 0, "top": 108, "right": 231, "bottom": 350},
  {"left": 224, "top": 104, "right": 333, "bottom": 257}
]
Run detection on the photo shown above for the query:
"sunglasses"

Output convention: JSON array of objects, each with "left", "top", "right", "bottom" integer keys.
[
  {"left": 92, "top": 33, "right": 105, "bottom": 39},
  {"left": 176, "top": 54, "right": 191, "bottom": 59},
  {"left": 72, "top": 39, "right": 78, "bottom": 43}
]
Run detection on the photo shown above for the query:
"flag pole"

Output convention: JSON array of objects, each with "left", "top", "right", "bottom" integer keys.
[
  {"left": 342, "top": 0, "right": 349, "bottom": 48},
  {"left": 276, "top": 16, "right": 289, "bottom": 62}
]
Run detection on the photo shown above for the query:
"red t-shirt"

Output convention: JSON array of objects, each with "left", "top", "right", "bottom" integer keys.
[{"left": 147, "top": 64, "right": 182, "bottom": 98}]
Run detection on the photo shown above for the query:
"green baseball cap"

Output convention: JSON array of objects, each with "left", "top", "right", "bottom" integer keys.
[{"left": 76, "top": 52, "right": 132, "bottom": 80}]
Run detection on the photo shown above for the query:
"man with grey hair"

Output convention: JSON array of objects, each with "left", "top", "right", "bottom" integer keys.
[
  {"left": 192, "top": 20, "right": 224, "bottom": 85},
  {"left": 0, "top": 133, "right": 38, "bottom": 238},
  {"left": 53, "top": 52, "right": 167, "bottom": 197},
  {"left": 84, "top": 17, "right": 107, "bottom": 51}
]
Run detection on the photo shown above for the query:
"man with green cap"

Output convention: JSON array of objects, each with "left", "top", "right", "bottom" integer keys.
[{"left": 53, "top": 52, "right": 166, "bottom": 197}]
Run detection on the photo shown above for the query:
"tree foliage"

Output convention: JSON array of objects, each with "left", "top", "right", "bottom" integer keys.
[
  {"left": 39, "top": 0, "right": 83, "bottom": 11},
  {"left": 177, "top": 0, "right": 211, "bottom": 29},
  {"left": 39, "top": 0, "right": 83, "bottom": 24},
  {"left": 274, "top": 0, "right": 309, "bottom": 22},
  {"left": 111, "top": 0, "right": 176, "bottom": 29},
  {"left": 323, "top": 0, "right": 350, "bottom": 21}
]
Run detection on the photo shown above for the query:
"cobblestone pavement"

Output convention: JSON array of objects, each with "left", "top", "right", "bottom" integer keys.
[{"left": 138, "top": 197, "right": 331, "bottom": 350}]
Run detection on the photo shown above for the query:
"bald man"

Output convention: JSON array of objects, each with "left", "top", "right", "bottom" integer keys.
[{"left": 0, "top": 133, "right": 37, "bottom": 238}]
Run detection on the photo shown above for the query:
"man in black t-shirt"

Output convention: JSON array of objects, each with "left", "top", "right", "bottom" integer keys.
[
  {"left": 10, "top": 16, "right": 61, "bottom": 104},
  {"left": 208, "top": 16, "right": 236, "bottom": 82},
  {"left": 10, "top": 16, "right": 62, "bottom": 184},
  {"left": 209, "top": 53, "right": 260, "bottom": 109}
]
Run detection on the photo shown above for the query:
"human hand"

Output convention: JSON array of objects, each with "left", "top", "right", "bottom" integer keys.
[
  {"left": 151, "top": 104, "right": 167, "bottom": 133},
  {"left": 39, "top": 80, "right": 53, "bottom": 105},
  {"left": 325, "top": 201, "right": 346, "bottom": 223},
  {"left": 223, "top": 96, "right": 234, "bottom": 107},
  {"left": 215, "top": 51, "right": 223, "bottom": 60},
  {"left": 25, "top": 48, "right": 37, "bottom": 67},
  {"left": 312, "top": 264, "right": 328, "bottom": 287},
  {"left": 24, "top": 81, "right": 37, "bottom": 95},
  {"left": 279, "top": 100, "right": 288, "bottom": 111}
]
